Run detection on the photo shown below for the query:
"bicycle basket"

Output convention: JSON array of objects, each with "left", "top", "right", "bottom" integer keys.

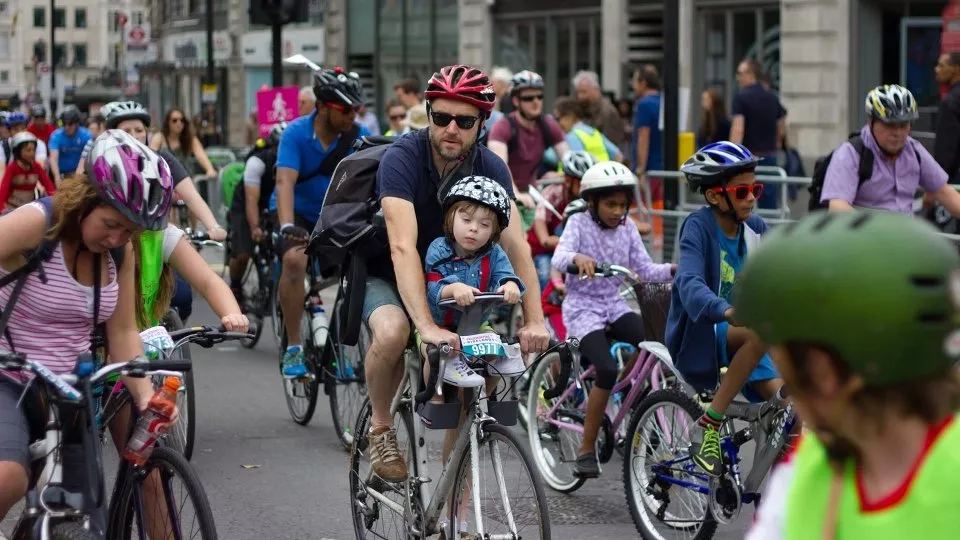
[{"left": 634, "top": 281, "right": 672, "bottom": 343}]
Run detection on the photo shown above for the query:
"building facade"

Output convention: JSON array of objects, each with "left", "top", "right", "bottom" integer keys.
[{"left": 326, "top": 0, "right": 946, "bottom": 166}]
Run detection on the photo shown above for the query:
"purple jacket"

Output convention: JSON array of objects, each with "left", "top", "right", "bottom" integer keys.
[
  {"left": 821, "top": 125, "right": 947, "bottom": 213},
  {"left": 552, "top": 212, "right": 672, "bottom": 338}
]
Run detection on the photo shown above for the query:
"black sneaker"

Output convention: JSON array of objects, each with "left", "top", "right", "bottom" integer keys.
[
  {"left": 573, "top": 452, "right": 600, "bottom": 478},
  {"left": 691, "top": 423, "right": 724, "bottom": 476}
]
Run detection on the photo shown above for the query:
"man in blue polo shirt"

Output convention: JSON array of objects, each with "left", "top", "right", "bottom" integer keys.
[
  {"left": 274, "top": 67, "right": 369, "bottom": 378},
  {"left": 48, "top": 106, "right": 93, "bottom": 185}
]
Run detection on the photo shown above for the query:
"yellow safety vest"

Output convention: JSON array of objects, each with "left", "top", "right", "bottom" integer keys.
[{"left": 557, "top": 126, "right": 610, "bottom": 172}]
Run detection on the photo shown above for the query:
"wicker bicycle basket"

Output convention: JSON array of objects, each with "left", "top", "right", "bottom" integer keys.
[{"left": 633, "top": 281, "right": 673, "bottom": 343}]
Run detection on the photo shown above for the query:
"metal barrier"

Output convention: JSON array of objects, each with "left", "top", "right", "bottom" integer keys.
[{"left": 191, "top": 174, "right": 220, "bottom": 220}]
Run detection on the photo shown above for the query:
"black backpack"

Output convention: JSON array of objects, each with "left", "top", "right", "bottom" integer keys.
[{"left": 808, "top": 132, "right": 920, "bottom": 211}]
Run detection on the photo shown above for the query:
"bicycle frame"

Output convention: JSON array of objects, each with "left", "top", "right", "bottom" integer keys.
[{"left": 541, "top": 345, "right": 669, "bottom": 435}]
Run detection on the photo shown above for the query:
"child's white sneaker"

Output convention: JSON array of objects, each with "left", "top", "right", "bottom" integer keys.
[
  {"left": 488, "top": 343, "right": 527, "bottom": 376},
  {"left": 443, "top": 355, "right": 484, "bottom": 388}
]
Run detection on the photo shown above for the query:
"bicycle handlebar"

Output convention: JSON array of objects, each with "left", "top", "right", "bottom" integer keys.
[
  {"left": 565, "top": 262, "right": 640, "bottom": 282},
  {"left": 189, "top": 231, "right": 224, "bottom": 249},
  {"left": 168, "top": 324, "right": 258, "bottom": 349}
]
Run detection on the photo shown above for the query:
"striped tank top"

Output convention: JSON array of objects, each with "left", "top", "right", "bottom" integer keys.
[{"left": 0, "top": 202, "right": 119, "bottom": 380}]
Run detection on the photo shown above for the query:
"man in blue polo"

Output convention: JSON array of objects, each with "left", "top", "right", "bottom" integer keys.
[
  {"left": 273, "top": 67, "right": 369, "bottom": 377},
  {"left": 48, "top": 106, "right": 93, "bottom": 185}
]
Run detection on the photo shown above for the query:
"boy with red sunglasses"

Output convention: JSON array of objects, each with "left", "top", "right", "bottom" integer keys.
[{"left": 665, "top": 141, "right": 783, "bottom": 476}]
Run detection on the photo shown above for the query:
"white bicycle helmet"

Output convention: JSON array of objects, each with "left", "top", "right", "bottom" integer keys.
[
  {"left": 510, "top": 70, "right": 545, "bottom": 95},
  {"left": 579, "top": 161, "right": 637, "bottom": 198},
  {"left": 561, "top": 151, "right": 598, "bottom": 180},
  {"left": 865, "top": 85, "right": 918, "bottom": 124},
  {"left": 10, "top": 132, "right": 37, "bottom": 159},
  {"left": 86, "top": 130, "right": 173, "bottom": 231},
  {"left": 443, "top": 175, "right": 512, "bottom": 231},
  {"left": 101, "top": 101, "right": 152, "bottom": 130}
]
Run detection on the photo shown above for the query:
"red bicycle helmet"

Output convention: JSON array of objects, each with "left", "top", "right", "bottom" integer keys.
[{"left": 424, "top": 65, "right": 496, "bottom": 113}]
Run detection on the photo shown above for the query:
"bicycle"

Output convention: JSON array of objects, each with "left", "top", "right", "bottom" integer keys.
[
  {"left": 525, "top": 262, "right": 678, "bottom": 493},
  {"left": 623, "top": 374, "right": 796, "bottom": 539},
  {"left": 322, "top": 274, "right": 369, "bottom": 450},
  {"left": 349, "top": 293, "right": 569, "bottom": 540},
  {"left": 231, "top": 212, "right": 280, "bottom": 349},
  {"left": 274, "top": 245, "right": 337, "bottom": 425},
  {"left": 1, "top": 352, "right": 217, "bottom": 540}
]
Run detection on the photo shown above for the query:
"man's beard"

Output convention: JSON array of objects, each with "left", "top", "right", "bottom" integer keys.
[
  {"left": 519, "top": 107, "right": 540, "bottom": 122},
  {"left": 430, "top": 130, "right": 474, "bottom": 161}
]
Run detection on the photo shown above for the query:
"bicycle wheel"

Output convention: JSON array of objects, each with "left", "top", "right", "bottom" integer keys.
[
  {"left": 279, "top": 308, "right": 319, "bottom": 425},
  {"left": 349, "top": 398, "right": 420, "bottom": 539},
  {"left": 240, "top": 258, "right": 267, "bottom": 349},
  {"left": 159, "top": 310, "right": 196, "bottom": 461},
  {"left": 51, "top": 522, "right": 98, "bottom": 540},
  {"left": 270, "top": 280, "right": 283, "bottom": 348},
  {"left": 327, "top": 303, "right": 369, "bottom": 450},
  {"left": 526, "top": 350, "right": 585, "bottom": 494},
  {"left": 623, "top": 389, "right": 717, "bottom": 540},
  {"left": 449, "top": 423, "right": 551, "bottom": 540},
  {"left": 108, "top": 447, "right": 218, "bottom": 540}
]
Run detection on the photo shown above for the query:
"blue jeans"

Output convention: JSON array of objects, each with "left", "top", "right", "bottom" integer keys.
[
  {"left": 533, "top": 254, "right": 553, "bottom": 291},
  {"left": 171, "top": 272, "right": 193, "bottom": 322},
  {"left": 756, "top": 155, "right": 779, "bottom": 210}
]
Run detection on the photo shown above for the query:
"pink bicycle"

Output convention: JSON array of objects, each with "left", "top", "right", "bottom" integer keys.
[{"left": 525, "top": 263, "right": 678, "bottom": 493}]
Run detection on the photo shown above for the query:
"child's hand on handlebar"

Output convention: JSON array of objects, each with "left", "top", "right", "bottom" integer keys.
[
  {"left": 443, "top": 283, "right": 481, "bottom": 306},
  {"left": 572, "top": 254, "right": 597, "bottom": 279},
  {"left": 498, "top": 281, "right": 521, "bottom": 304},
  {"left": 221, "top": 313, "right": 250, "bottom": 333}
]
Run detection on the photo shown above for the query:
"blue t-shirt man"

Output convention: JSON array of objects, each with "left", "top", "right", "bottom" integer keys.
[
  {"left": 633, "top": 93, "right": 662, "bottom": 172},
  {"left": 49, "top": 126, "right": 93, "bottom": 175},
  {"left": 270, "top": 111, "right": 371, "bottom": 223}
]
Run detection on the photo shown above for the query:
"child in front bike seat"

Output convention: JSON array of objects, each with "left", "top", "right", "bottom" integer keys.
[
  {"left": 423, "top": 175, "right": 526, "bottom": 391},
  {"left": 551, "top": 161, "right": 675, "bottom": 478},
  {"left": 665, "top": 141, "right": 784, "bottom": 477}
]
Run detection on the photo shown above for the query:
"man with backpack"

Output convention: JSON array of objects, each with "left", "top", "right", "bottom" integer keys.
[
  {"left": 356, "top": 64, "right": 550, "bottom": 483},
  {"left": 488, "top": 70, "right": 570, "bottom": 229},
  {"left": 814, "top": 85, "right": 960, "bottom": 217},
  {"left": 274, "top": 66, "right": 368, "bottom": 379}
]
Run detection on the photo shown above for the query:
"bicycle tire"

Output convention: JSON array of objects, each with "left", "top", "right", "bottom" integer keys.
[
  {"left": 526, "top": 351, "right": 585, "bottom": 494},
  {"left": 449, "top": 423, "right": 551, "bottom": 540},
  {"left": 348, "top": 398, "right": 419, "bottom": 539},
  {"left": 270, "top": 281, "right": 283, "bottom": 348},
  {"left": 279, "top": 310, "right": 319, "bottom": 425},
  {"left": 50, "top": 522, "right": 98, "bottom": 540},
  {"left": 622, "top": 388, "right": 717, "bottom": 540},
  {"left": 163, "top": 310, "right": 196, "bottom": 460},
  {"left": 240, "top": 258, "right": 269, "bottom": 349},
  {"left": 108, "top": 447, "right": 218, "bottom": 540},
  {"left": 327, "top": 299, "right": 369, "bottom": 451}
]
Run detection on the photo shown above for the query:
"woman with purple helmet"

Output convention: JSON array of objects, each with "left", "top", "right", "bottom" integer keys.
[{"left": 0, "top": 129, "right": 176, "bottom": 520}]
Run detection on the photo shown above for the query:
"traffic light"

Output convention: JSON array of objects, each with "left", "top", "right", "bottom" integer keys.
[{"left": 248, "top": 0, "right": 308, "bottom": 26}]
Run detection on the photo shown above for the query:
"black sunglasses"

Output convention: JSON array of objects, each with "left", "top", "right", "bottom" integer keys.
[
  {"left": 518, "top": 94, "right": 544, "bottom": 102},
  {"left": 429, "top": 111, "right": 480, "bottom": 130}
]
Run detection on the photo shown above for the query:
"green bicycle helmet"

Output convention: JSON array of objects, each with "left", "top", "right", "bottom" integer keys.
[{"left": 734, "top": 211, "right": 960, "bottom": 385}]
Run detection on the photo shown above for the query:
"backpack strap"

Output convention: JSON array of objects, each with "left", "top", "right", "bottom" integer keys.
[
  {"left": 506, "top": 114, "right": 556, "bottom": 157},
  {"left": 299, "top": 124, "right": 362, "bottom": 182},
  {"left": 479, "top": 253, "right": 492, "bottom": 292},
  {"left": 847, "top": 135, "right": 874, "bottom": 186},
  {"left": 506, "top": 114, "right": 520, "bottom": 156}
]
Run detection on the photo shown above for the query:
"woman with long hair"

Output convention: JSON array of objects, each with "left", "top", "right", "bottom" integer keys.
[
  {"left": 697, "top": 88, "right": 731, "bottom": 147},
  {"left": 0, "top": 131, "right": 175, "bottom": 521},
  {"left": 150, "top": 108, "right": 217, "bottom": 178}
]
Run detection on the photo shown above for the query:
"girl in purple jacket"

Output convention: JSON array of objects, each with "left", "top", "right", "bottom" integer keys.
[{"left": 552, "top": 161, "right": 674, "bottom": 478}]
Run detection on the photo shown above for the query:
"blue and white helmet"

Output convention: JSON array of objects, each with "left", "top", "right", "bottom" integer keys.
[
  {"left": 5, "top": 111, "right": 27, "bottom": 128},
  {"left": 680, "top": 141, "right": 760, "bottom": 189}
]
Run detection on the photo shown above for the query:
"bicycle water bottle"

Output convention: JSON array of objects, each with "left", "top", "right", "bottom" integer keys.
[
  {"left": 123, "top": 377, "right": 180, "bottom": 466},
  {"left": 310, "top": 298, "right": 328, "bottom": 348}
]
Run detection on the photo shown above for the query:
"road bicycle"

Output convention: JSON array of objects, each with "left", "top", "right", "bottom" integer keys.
[
  {"left": 623, "top": 376, "right": 796, "bottom": 539},
  {"left": 1, "top": 351, "right": 219, "bottom": 539},
  {"left": 323, "top": 273, "right": 369, "bottom": 450},
  {"left": 349, "top": 293, "right": 571, "bottom": 539},
  {"left": 526, "top": 263, "right": 678, "bottom": 494},
  {"left": 230, "top": 212, "right": 279, "bottom": 349}
]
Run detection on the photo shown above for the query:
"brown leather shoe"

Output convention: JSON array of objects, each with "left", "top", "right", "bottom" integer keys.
[{"left": 369, "top": 426, "right": 408, "bottom": 483}]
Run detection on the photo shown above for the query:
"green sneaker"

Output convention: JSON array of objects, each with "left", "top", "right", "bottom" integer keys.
[{"left": 692, "top": 423, "right": 724, "bottom": 476}]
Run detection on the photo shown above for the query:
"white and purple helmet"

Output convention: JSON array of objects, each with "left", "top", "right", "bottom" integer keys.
[{"left": 87, "top": 129, "right": 172, "bottom": 231}]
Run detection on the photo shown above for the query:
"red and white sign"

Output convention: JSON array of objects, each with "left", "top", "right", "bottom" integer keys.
[
  {"left": 944, "top": 2, "right": 960, "bottom": 53},
  {"left": 115, "top": 12, "right": 128, "bottom": 28},
  {"left": 37, "top": 62, "right": 50, "bottom": 74},
  {"left": 125, "top": 24, "right": 150, "bottom": 50}
]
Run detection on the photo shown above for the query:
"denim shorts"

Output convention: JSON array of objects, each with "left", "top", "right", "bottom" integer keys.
[
  {"left": 716, "top": 321, "right": 779, "bottom": 403},
  {"left": 361, "top": 277, "right": 404, "bottom": 323}
]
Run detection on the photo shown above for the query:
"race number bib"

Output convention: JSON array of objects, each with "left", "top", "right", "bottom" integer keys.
[
  {"left": 140, "top": 326, "right": 175, "bottom": 360},
  {"left": 461, "top": 332, "right": 505, "bottom": 358}
]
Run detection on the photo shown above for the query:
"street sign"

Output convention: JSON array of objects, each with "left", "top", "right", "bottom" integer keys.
[{"left": 38, "top": 63, "right": 50, "bottom": 74}]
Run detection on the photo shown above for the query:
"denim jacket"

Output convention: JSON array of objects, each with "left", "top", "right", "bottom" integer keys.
[{"left": 425, "top": 237, "right": 525, "bottom": 328}]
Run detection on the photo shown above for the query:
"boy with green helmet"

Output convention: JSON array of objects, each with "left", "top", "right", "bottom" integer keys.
[{"left": 739, "top": 211, "right": 960, "bottom": 540}]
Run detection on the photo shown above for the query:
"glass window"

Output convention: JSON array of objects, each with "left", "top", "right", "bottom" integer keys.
[
  {"left": 133, "top": 11, "right": 143, "bottom": 25},
  {"left": 75, "top": 8, "right": 87, "bottom": 28},
  {"left": 33, "top": 41, "right": 45, "bottom": 63},
  {"left": 760, "top": 9, "right": 780, "bottom": 91},
  {"left": 403, "top": 0, "right": 432, "bottom": 84},
  {"left": 53, "top": 8, "right": 65, "bottom": 28},
  {"left": 0, "top": 3, "right": 9, "bottom": 15},
  {"left": 377, "top": 0, "right": 404, "bottom": 105},
  {"left": 435, "top": 0, "right": 458, "bottom": 69},
  {"left": 0, "top": 71, "right": 8, "bottom": 84},
  {"left": 33, "top": 7, "right": 44, "bottom": 28},
  {"left": 53, "top": 43, "right": 66, "bottom": 66},
  {"left": 73, "top": 44, "right": 87, "bottom": 66},
  {"left": 732, "top": 10, "right": 757, "bottom": 67},
  {"left": 0, "top": 35, "right": 9, "bottom": 60}
]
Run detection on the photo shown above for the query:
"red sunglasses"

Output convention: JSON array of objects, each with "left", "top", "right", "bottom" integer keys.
[
  {"left": 325, "top": 101, "right": 359, "bottom": 113},
  {"left": 709, "top": 183, "right": 764, "bottom": 200}
]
